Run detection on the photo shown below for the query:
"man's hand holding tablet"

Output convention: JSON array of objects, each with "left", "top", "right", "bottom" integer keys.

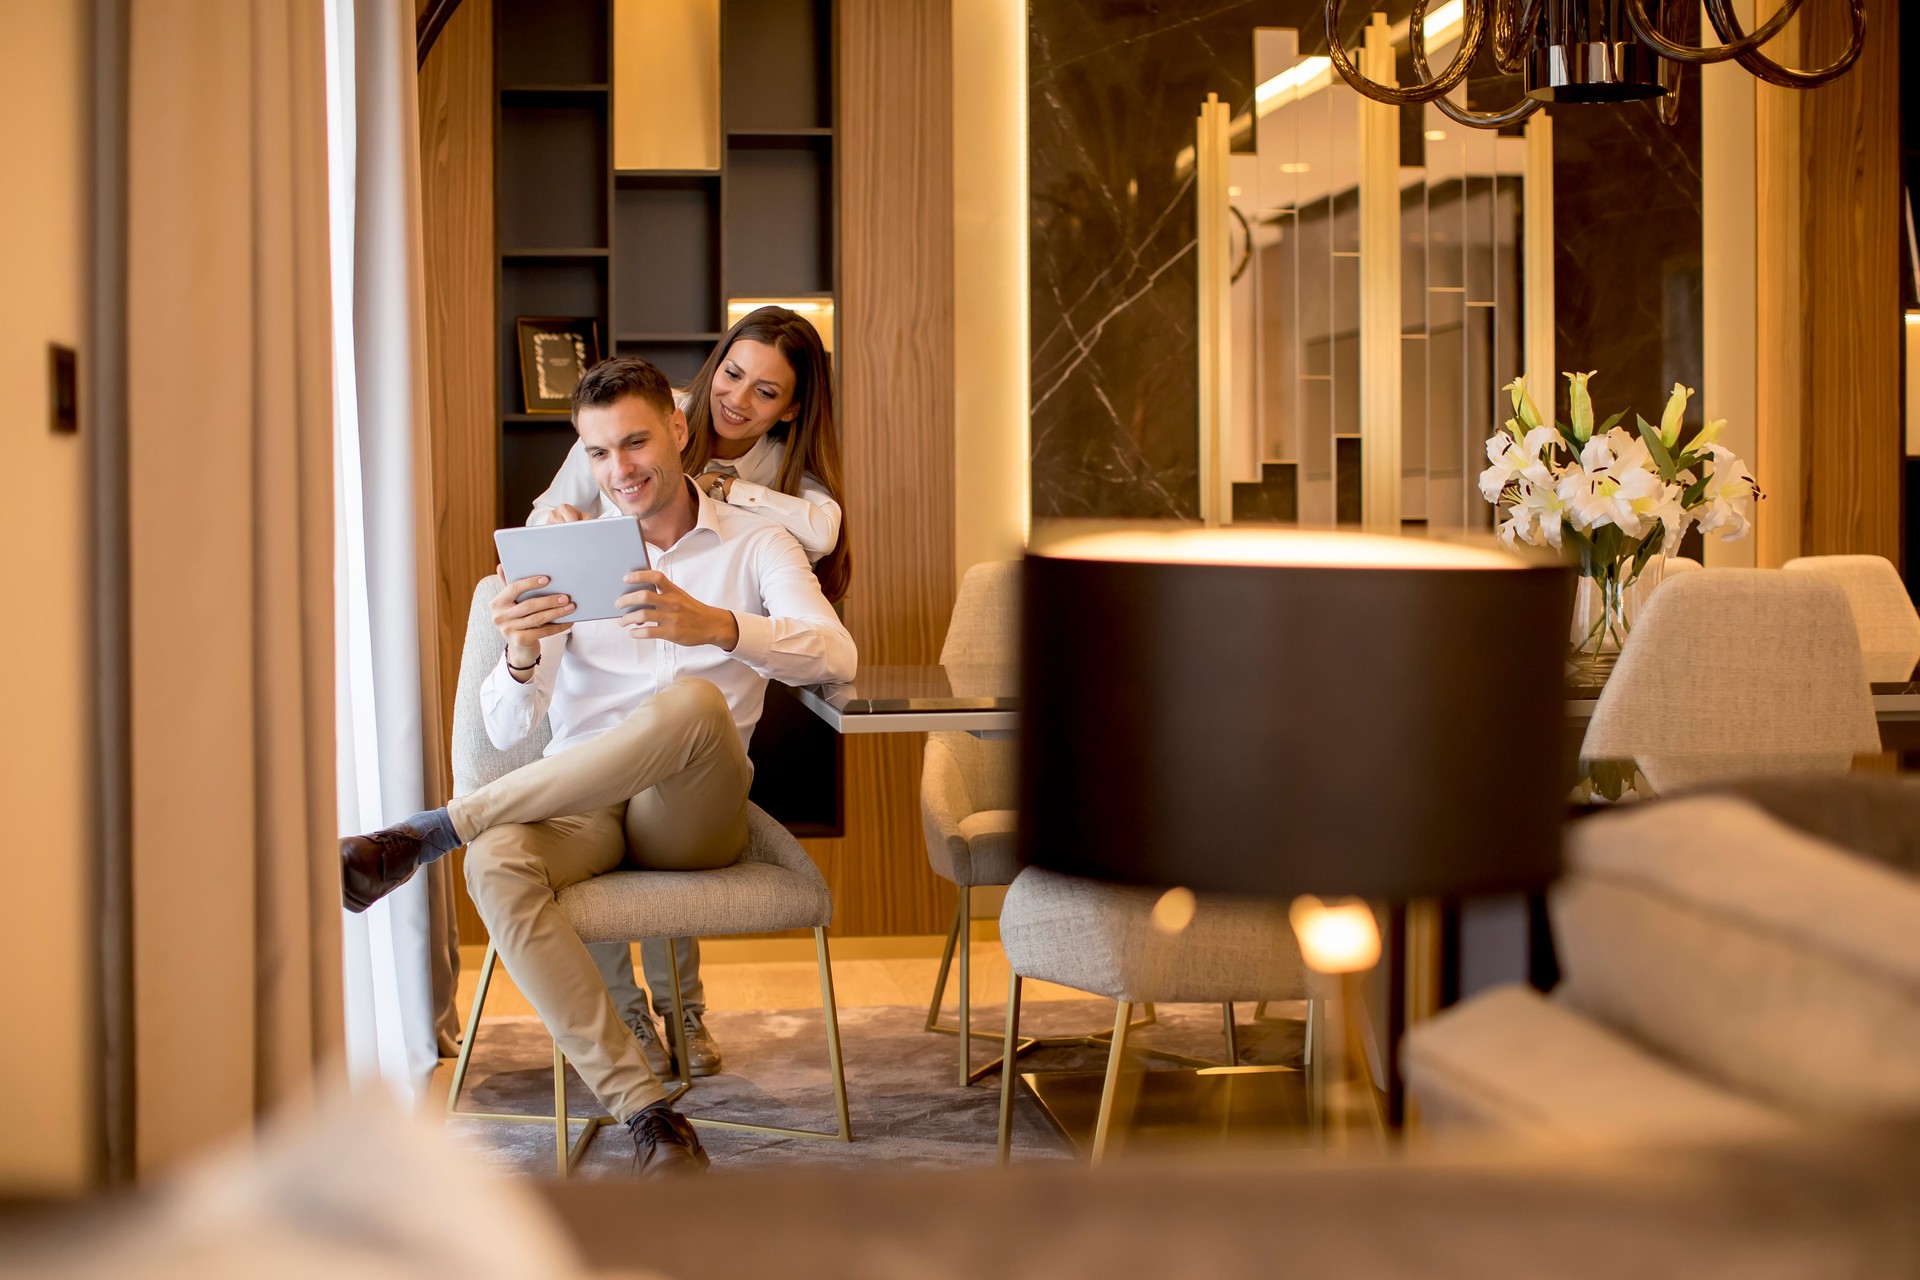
[
  {"left": 490, "top": 572, "right": 574, "bottom": 681},
  {"left": 616, "top": 570, "right": 740, "bottom": 652}
]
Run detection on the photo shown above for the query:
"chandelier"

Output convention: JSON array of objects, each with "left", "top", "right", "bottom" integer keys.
[{"left": 1325, "top": 0, "right": 1866, "bottom": 129}]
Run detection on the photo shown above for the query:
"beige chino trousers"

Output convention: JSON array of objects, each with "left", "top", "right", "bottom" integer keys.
[{"left": 449, "top": 677, "right": 750, "bottom": 1121}]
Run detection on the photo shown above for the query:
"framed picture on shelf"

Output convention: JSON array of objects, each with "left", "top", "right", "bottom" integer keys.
[{"left": 515, "top": 316, "right": 601, "bottom": 414}]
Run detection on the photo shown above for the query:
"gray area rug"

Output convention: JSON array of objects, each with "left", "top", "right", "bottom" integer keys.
[{"left": 445, "top": 1001, "right": 1304, "bottom": 1179}]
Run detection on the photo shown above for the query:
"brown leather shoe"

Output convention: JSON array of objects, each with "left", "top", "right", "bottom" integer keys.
[
  {"left": 627, "top": 1103, "right": 710, "bottom": 1177},
  {"left": 340, "top": 827, "right": 428, "bottom": 913}
]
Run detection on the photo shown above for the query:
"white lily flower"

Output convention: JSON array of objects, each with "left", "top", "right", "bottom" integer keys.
[
  {"left": 1477, "top": 425, "right": 1561, "bottom": 503},
  {"left": 1657, "top": 383, "right": 1693, "bottom": 449},
  {"left": 1556, "top": 461, "right": 1613, "bottom": 532},
  {"left": 1563, "top": 370, "right": 1598, "bottom": 441},
  {"left": 1690, "top": 445, "right": 1758, "bottom": 540},
  {"left": 1577, "top": 432, "right": 1614, "bottom": 474},
  {"left": 1513, "top": 482, "right": 1569, "bottom": 549}
]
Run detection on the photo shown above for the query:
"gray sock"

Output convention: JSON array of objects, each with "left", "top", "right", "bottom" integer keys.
[{"left": 398, "top": 807, "right": 462, "bottom": 865}]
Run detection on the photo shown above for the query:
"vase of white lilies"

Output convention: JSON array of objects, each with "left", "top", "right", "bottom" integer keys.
[{"left": 1479, "top": 371, "right": 1760, "bottom": 679}]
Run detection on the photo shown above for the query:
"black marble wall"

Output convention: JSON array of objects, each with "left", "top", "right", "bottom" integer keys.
[
  {"left": 1549, "top": 73, "right": 1704, "bottom": 443},
  {"left": 1029, "top": 1, "right": 1276, "bottom": 520}
]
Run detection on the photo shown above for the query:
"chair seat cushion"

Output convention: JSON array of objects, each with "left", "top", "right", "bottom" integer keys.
[
  {"left": 1554, "top": 795, "right": 1920, "bottom": 1119},
  {"left": 559, "top": 861, "right": 830, "bottom": 942},
  {"left": 556, "top": 803, "right": 831, "bottom": 942},
  {"left": 999, "top": 867, "right": 1303, "bottom": 1004},
  {"left": 1404, "top": 985, "right": 1793, "bottom": 1147}
]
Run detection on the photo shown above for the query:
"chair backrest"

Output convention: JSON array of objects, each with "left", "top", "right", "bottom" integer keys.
[
  {"left": 933, "top": 561, "right": 1020, "bottom": 812},
  {"left": 451, "top": 576, "right": 551, "bottom": 798},
  {"left": 1662, "top": 556, "right": 1702, "bottom": 577},
  {"left": 1582, "top": 569, "right": 1880, "bottom": 794},
  {"left": 940, "top": 560, "right": 1020, "bottom": 667},
  {"left": 1783, "top": 555, "right": 1920, "bottom": 683}
]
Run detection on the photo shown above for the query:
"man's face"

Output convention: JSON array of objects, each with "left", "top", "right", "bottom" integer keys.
[{"left": 576, "top": 394, "right": 690, "bottom": 522}]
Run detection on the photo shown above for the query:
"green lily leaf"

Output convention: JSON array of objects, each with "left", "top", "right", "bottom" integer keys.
[
  {"left": 1636, "top": 414, "right": 1678, "bottom": 480},
  {"left": 1599, "top": 408, "right": 1627, "bottom": 436}
]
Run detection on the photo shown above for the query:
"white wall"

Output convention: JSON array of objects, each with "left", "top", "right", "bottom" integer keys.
[{"left": 0, "top": 0, "right": 94, "bottom": 1194}]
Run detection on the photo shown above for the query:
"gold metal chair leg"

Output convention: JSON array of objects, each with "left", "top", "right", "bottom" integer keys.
[
  {"left": 815, "top": 927, "right": 852, "bottom": 1142},
  {"left": 924, "top": 895, "right": 963, "bottom": 1032},
  {"left": 670, "top": 927, "right": 854, "bottom": 1143},
  {"left": 552, "top": 1042, "right": 569, "bottom": 1177},
  {"left": 446, "top": 940, "right": 498, "bottom": 1114},
  {"left": 997, "top": 971, "right": 1023, "bottom": 1165},
  {"left": 1089, "top": 1000, "right": 1134, "bottom": 1168},
  {"left": 664, "top": 938, "right": 692, "bottom": 1103},
  {"left": 1221, "top": 1003, "right": 1239, "bottom": 1066},
  {"left": 956, "top": 885, "right": 971, "bottom": 1086}
]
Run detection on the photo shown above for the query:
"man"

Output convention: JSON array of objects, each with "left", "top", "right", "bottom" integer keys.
[{"left": 339, "top": 357, "right": 856, "bottom": 1176}]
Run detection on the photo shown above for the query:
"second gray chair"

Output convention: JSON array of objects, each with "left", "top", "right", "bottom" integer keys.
[
  {"left": 1583, "top": 569, "right": 1880, "bottom": 793},
  {"left": 995, "top": 867, "right": 1308, "bottom": 1165}
]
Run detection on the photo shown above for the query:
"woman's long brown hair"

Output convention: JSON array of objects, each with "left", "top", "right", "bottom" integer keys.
[{"left": 682, "top": 306, "right": 851, "bottom": 603}]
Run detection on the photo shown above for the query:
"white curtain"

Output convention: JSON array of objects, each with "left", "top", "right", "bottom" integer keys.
[{"left": 326, "top": 0, "right": 455, "bottom": 1106}]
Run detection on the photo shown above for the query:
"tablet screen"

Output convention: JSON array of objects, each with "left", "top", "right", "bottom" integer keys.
[{"left": 493, "top": 518, "right": 651, "bottom": 624}]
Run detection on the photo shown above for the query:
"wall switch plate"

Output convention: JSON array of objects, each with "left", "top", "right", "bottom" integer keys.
[{"left": 49, "top": 343, "right": 78, "bottom": 433}]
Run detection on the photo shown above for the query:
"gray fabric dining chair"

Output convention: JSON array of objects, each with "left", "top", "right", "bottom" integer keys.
[
  {"left": 442, "top": 577, "right": 851, "bottom": 1175},
  {"left": 994, "top": 867, "right": 1309, "bottom": 1166},
  {"left": 1582, "top": 569, "right": 1880, "bottom": 794},
  {"left": 921, "top": 561, "right": 1177, "bottom": 1086},
  {"left": 1783, "top": 554, "right": 1920, "bottom": 682}
]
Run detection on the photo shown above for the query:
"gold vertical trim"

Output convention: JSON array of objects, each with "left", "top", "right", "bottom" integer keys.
[
  {"left": 1358, "top": 14, "right": 1401, "bottom": 532},
  {"left": 1196, "top": 94, "right": 1233, "bottom": 525},
  {"left": 1523, "top": 113, "right": 1556, "bottom": 420}
]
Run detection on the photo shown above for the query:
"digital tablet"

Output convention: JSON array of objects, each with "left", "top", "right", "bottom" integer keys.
[{"left": 493, "top": 517, "right": 651, "bottom": 624}]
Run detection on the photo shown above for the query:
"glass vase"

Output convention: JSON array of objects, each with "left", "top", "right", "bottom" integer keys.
[{"left": 1569, "top": 555, "right": 1666, "bottom": 682}]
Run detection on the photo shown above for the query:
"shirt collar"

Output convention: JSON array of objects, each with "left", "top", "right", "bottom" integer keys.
[{"left": 710, "top": 432, "right": 779, "bottom": 475}]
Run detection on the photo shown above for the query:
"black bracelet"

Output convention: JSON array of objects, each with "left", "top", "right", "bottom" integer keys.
[{"left": 504, "top": 645, "right": 539, "bottom": 672}]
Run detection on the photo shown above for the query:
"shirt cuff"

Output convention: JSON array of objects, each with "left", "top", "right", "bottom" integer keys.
[
  {"left": 730, "top": 610, "right": 774, "bottom": 664},
  {"left": 490, "top": 652, "right": 541, "bottom": 700},
  {"left": 729, "top": 479, "right": 772, "bottom": 509}
]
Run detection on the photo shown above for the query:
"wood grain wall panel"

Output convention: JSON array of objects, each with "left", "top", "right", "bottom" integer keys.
[
  {"left": 811, "top": 0, "right": 957, "bottom": 936},
  {"left": 419, "top": 0, "right": 494, "bottom": 943},
  {"left": 1799, "top": 0, "right": 1902, "bottom": 561}
]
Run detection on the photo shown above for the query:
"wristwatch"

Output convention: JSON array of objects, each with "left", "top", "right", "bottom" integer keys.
[{"left": 705, "top": 473, "right": 729, "bottom": 501}]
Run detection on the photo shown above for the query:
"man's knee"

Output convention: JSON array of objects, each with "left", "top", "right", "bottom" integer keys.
[
  {"left": 659, "top": 676, "right": 730, "bottom": 727},
  {"left": 463, "top": 827, "right": 550, "bottom": 922}
]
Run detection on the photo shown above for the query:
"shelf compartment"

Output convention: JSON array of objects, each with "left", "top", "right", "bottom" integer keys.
[
  {"left": 722, "top": 0, "right": 832, "bottom": 132},
  {"left": 498, "top": 102, "right": 608, "bottom": 250},
  {"left": 500, "top": 418, "right": 583, "bottom": 529},
  {"left": 724, "top": 135, "right": 833, "bottom": 297},
  {"left": 499, "top": 260, "right": 607, "bottom": 417},
  {"left": 615, "top": 337, "right": 717, "bottom": 387},
  {"left": 615, "top": 178, "right": 720, "bottom": 335},
  {"left": 496, "top": 0, "right": 607, "bottom": 86}
]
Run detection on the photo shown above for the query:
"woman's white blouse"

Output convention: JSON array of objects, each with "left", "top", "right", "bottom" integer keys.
[{"left": 528, "top": 431, "right": 843, "bottom": 562}]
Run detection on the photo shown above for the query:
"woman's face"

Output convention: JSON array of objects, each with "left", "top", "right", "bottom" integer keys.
[{"left": 709, "top": 338, "right": 799, "bottom": 445}]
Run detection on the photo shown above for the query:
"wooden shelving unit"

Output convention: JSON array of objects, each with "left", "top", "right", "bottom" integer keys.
[{"left": 492, "top": 0, "right": 843, "bottom": 835}]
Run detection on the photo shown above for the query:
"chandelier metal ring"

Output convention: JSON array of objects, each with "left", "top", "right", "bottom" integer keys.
[{"left": 1327, "top": 0, "right": 1867, "bottom": 130}]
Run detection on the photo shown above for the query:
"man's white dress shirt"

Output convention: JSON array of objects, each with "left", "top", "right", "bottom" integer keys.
[{"left": 481, "top": 483, "right": 855, "bottom": 759}]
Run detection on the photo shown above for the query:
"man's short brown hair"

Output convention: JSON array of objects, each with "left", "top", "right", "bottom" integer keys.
[{"left": 572, "top": 356, "right": 675, "bottom": 420}]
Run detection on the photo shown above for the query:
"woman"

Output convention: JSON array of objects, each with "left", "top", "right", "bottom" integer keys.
[
  {"left": 526, "top": 305, "right": 852, "bottom": 1078},
  {"left": 530, "top": 305, "right": 851, "bottom": 603}
]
